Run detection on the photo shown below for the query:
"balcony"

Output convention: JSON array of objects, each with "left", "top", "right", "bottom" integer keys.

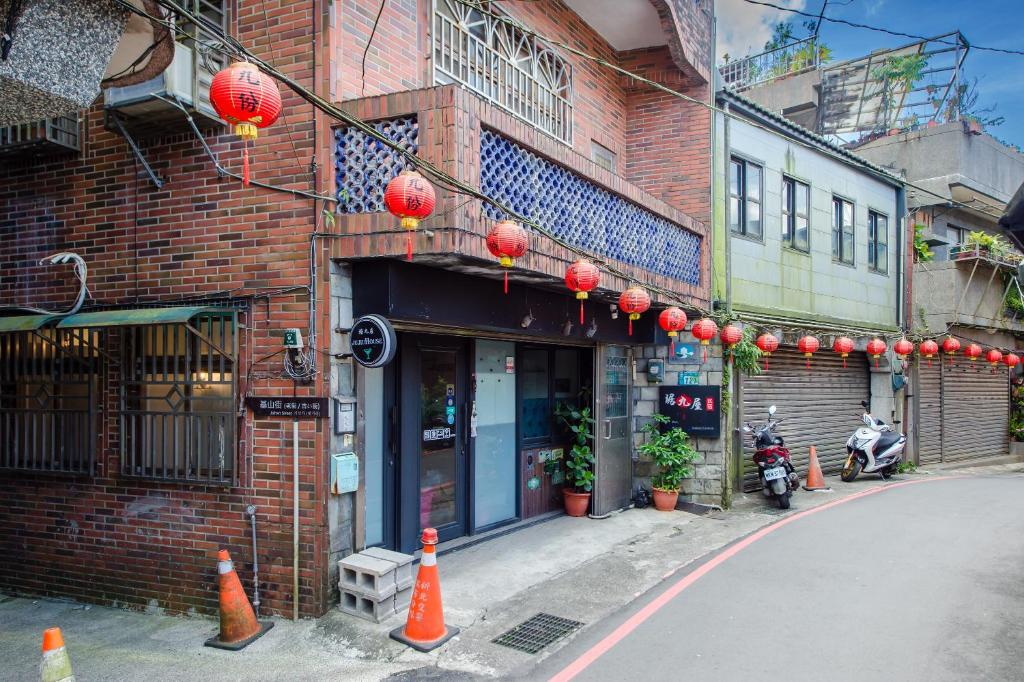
[
  {"left": 719, "top": 37, "right": 823, "bottom": 92},
  {"left": 913, "top": 254, "right": 1024, "bottom": 335},
  {"left": 330, "top": 85, "right": 708, "bottom": 306},
  {"left": 0, "top": 114, "right": 80, "bottom": 159}
]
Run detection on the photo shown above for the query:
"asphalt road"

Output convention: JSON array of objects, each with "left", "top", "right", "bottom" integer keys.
[{"left": 536, "top": 476, "right": 1024, "bottom": 682}]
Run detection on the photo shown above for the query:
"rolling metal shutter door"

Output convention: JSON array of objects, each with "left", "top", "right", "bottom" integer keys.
[
  {"left": 916, "top": 363, "right": 943, "bottom": 465},
  {"left": 941, "top": 364, "right": 1009, "bottom": 462},
  {"left": 741, "top": 349, "right": 870, "bottom": 491}
]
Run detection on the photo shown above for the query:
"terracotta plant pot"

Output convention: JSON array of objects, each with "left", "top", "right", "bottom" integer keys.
[
  {"left": 652, "top": 487, "right": 680, "bottom": 512},
  {"left": 563, "top": 490, "right": 591, "bottom": 517}
]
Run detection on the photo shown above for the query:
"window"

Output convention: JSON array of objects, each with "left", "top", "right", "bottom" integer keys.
[
  {"left": 519, "top": 347, "right": 582, "bottom": 445},
  {"left": 948, "top": 225, "right": 969, "bottom": 247},
  {"left": 591, "top": 141, "right": 617, "bottom": 173},
  {"left": 729, "top": 157, "right": 763, "bottom": 238},
  {"left": 120, "top": 313, "right": 237, "bottom": 483},
  {"left": 868, "top": 211, "right": 889, "bottom": 274},
  {"left": 433, "top": 0, "right": 573, "bottom": 143},
  {"left": 782, "top": 176, "right": 810, "bottom": 251},
  {"left": 832, "top": 197, "right": 855, "bottom": 264},
  {"left": 0, "top": 327, "right": 101, "bottom": 474}
]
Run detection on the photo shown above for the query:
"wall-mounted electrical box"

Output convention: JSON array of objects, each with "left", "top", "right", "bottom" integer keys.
[
  {"left": 334, "top": 397, "right": 356, "bottom": 435},
  {"left": 648, "top": 359, "right": 664, "bottom": 383},
  {"left": 283, "top": 328, "right": 304, "bottom": 349},
  {"left": 330, "top": 452, "right": 359, "bottom": 494}
]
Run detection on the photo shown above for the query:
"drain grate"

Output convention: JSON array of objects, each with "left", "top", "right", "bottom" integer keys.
[{"left": 492, "top": 613, "right": 583, "bottom": 654}]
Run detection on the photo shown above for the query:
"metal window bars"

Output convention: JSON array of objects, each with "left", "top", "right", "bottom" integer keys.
[
  {"left": 119, "top": 312, "right": 238, "bottom": 485},
  {"left": 433, "top": 0, "right": 573, "bottom": 145},
  {"left": 0, "top": 328, "right": 100, "bottom": 474}
]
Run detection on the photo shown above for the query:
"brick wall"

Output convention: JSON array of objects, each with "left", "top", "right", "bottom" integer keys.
[{"left": 0, "top": 1, "right": 333, "bottom": 617}]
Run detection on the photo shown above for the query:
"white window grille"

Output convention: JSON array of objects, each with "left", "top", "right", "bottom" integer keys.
[{"left": 433, "top": 0, "right": 573, "bottom": 144}]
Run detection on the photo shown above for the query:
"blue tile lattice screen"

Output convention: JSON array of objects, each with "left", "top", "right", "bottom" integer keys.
[
  {"left": 480, "top": 130, "right": 701, "bottom": 285},
  {"left": 334, "top": 116, "right": 419, "bottom": 213}
]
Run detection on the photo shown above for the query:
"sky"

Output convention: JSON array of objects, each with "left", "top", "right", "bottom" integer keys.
[{"left": 716, "top": 0, "right": 1024, "bottom": 148}]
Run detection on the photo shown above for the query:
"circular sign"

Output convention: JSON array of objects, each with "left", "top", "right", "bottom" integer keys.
[{"left": 350, "top": 314, "right": 397, "bottom": 368}]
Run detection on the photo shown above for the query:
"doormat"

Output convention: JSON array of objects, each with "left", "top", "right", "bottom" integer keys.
[{"left": 491, "top": 613, "right": 583, "bottom": 654}]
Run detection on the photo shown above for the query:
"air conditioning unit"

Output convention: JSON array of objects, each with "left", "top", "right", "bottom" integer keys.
[
  {"left": 104, "top": 41, "right": 222, "bottom": 135},
  {"left": 0, "top": 114, "right": 81, "bottom": 158}
]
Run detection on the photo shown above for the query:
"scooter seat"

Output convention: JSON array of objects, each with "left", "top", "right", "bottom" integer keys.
[{"left": 876, "top": 431, "right": 902, "bottom": 451}]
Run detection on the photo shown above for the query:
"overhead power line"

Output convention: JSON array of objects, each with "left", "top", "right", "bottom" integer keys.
[{"left": 740, "top": 0, "right": 1024, "bottom": 56}]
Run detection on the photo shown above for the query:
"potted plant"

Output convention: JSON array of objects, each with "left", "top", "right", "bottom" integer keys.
[
  {"left": 637, "top": 414, "right": 701, "bottom": 512},
  {"left": 555, "top": 403, "right": 595, "bottom": 517}
]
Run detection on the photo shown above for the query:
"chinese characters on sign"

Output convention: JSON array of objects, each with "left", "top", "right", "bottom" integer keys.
[
  {"left": 657, "top": 386, "right": 721, "bottom": 438},
  {"left": 246, "top": 397, "right": 328, "bottom": 419},
  {"left": 350, "top": 314, "right": 397, "bottom": 368}
]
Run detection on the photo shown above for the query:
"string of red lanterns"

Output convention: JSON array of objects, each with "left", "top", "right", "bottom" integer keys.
[
  {"left": 893, "top": 338, "right": 914, "bottom": 361},
  {"left": 919, "top": 339, "right": 939, "bottom": 368},
  {"left": 565, "top": 259, "right": 600, "bottom": 325},
  {"left": 383, "top": 170, "right": 436, "bottom": 261},
  {"left": 756, "top": 333, "right": 779, "bottom": 370},
  {"left": 866, "top": 338, "right": 887, "bottom": 369},
  {"left": 941, "top": 336, "right": 961, "bottom": 367},
  {"left": 720, "top": 324, "right": 743, "bottom": 363}
]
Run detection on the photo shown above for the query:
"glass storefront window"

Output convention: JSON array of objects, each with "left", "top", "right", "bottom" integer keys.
[{"left": 520, "top": 349, "right": 550, "bottom": 442}]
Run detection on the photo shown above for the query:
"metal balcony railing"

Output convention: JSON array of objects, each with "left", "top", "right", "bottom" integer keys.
[
  {"left": 720, "top": 37, "right": 821, "bottom": 91},
  {"left": 950, "top": 243, "right": 1024, "bottom": 269}
]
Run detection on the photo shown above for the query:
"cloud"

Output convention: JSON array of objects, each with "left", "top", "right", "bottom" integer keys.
[
  {"left": 864, "top": 0, "right": 886, "bottom": 17},
  {"left": 716, "top": 0, "right": 809, "bottom": 62}
]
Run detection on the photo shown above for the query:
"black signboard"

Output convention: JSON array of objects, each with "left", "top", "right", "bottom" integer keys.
[
  {"left": 246, "top": 396, "right": 328, "bottom": 419},
  {"left": 657, "top": 385, "right": 721, "bottom": 439},
  {"left": 350, "top": 314, "right": 397, "bottom": 368}
]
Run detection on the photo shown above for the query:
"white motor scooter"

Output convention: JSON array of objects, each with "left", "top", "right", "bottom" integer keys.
[{"left": 841, "top": 400, "right": 906, "bottom": 482}]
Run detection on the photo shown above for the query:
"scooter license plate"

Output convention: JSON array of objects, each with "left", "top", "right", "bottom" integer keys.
[{"left": 763, "top": 466, "right": 786, "bottom": 481}]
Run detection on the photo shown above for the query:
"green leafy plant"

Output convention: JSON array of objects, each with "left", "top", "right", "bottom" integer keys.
[
  {"left": 872, "top": 54, "right": 928, "bottom": 130},
  {"left": 637, "top": 414, "right": 701, "bottom": 492},
  {"left": 945, "top": 77, "right": 1005, "bottom": 128},
  {"left": 913, "top": 224, "right": 934, "bottom": 262},
  {"left": 732, "top": 328, "right": 764, "bottom": 376},
  {"left": 555, "top": 403, "right": 595, "bottom": 493},
  {"left": 895, "top": 460, "right": 917, "bottom": 474},
  {"left": 1010, "top": 409, "right": 1024, "bottom": 442},
  {"left": 963, "top": 230, "right": 1010, "bottom": 260}
]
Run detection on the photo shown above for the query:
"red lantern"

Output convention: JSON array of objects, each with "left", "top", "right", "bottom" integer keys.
[
  {"left": 986, "top": 348, "right": 1003, "bottom": 371},
  {"left": 659, "top": 307, "right": 687, "bottom": 356},
  {"left": 797, "top": 335, "right": 819, "bottom": 369},
  {"left": 941, "top": 336, "right": 961, "bottom": 367},
  {"left": 565, "top": 260, "right": 600, "bottom": 324},
  {"left": 833, "top": 336, "right": 854, "bottom": 368},
  {"left": 691, "top": 318, "right": 718, "bottom": 363},
  {"left": 893, "top": 338, "right": 914, "bottom": 361},
  {"left": 756, "top": 333, "right": 779, "bottom": 370},
  {"left": 866, "top": 338, "right": 887, "bottom": 368},
  {"left": 384, "top": 170, "right": 436, "bottom": 261},
  {"left": 486, "top": 220, "right": 528, "bottom": 294},
  {"left": 919, "top": 339, "right": 939, "bottom": 368},
  {"left": 965, "top": 343, "right": 983, "bottom": 363},
  {"left": 720, "top": 324, "right": 743, "bottom": 363},
  {"left": 618, "top": 286, "right": 651, "bottom": 336},
  {"left": 1004, "top": 353, "right": 1020, "bottom": 371},
  {"left": 210, "top": 62, "right": 283, "bottom": 186}
]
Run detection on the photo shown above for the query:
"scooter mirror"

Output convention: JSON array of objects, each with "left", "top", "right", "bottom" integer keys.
[
  {"left": 768, "top": 405, "right": 777, "bottom": 416},
  {"left": 741, "top": 423, "right": 752, "bottom": 433}
]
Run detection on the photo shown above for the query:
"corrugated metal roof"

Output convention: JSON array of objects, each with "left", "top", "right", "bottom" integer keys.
[
  {"left": 718, "top": 89, "right": 904, "bottom": 187},
  {"left": 0, "top": 314, "right": 61, "bottom": 332},
  {"left": 56, "top": 306, "right": 228, "bottom": 328}
]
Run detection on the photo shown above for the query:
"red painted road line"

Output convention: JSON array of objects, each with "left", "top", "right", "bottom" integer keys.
[{"left": 549, "top": 477, "right": 953, "bottom": 682}]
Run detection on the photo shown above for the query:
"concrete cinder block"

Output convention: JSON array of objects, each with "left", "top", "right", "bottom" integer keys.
[
  {"left": 393, "top": 585, "right": 413, "bottom": 614},
  {"left": 339, "top": 587, "right": 397, "bottom": 623},
  {"left": 361, "top": 547, "right": 414, "bottom": 590},
  {"left": 339, "top": 554, "right": 398, "bottom": 599}
]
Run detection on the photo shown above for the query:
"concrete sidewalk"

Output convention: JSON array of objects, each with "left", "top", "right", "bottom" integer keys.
[{"left": 3, "top": 463, "right": 1018, "bottom": 681}]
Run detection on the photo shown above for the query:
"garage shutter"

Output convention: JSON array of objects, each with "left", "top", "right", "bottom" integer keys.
[
  {"left": 740, "top": 349, "right": 870, "bottom": 491},
  {"left": 940, "top": 363, "right": 1008, "bottom": 462},
  {"left": 916, "top": 362, "right": 943, "bottom": 465}
]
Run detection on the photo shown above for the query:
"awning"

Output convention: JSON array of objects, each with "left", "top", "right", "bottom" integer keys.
[
  {"left": 56, "top": 306, "right": 227, "bottom": 328},
  {"left": 0, "top": 314, "right": 61, "bottom": 332}
]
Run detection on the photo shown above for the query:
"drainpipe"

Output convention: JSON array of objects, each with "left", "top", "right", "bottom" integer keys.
[
  {"left": 293, "top": 418, "right": 300, "bottom": 621},
  {"left": 246, "top": 505, "right": 261, "bottom": 617}
]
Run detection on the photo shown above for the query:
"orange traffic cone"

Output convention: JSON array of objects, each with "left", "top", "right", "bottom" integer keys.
[
  {"left": 389, "top": 528, "right": 460, "bottom": 652},
  {"left": 803, "top": 446, "right": 831, "bottom": 491},
  {"left": 204, "top": 549, "right": 274, "bottom": 650},
  {"left": 40, "top": 627, "right": 75, "bottom": 682}
]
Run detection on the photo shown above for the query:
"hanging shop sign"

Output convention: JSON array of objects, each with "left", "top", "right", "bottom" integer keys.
[
  {"left": 672, "top": 342, "right": 700, "bottom": 363},
  {"left": 658, "top": 386, "right": 721, "bottom": 439},
  {"left": 350, "top": 314, "right": 397, "bottom": 368},
  {"left": 247, "top": 396, "right": 328, "bottom": 418}
]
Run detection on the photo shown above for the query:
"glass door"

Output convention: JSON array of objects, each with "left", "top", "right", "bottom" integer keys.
[
  {"left": 399, "top": 335, "right": 469, "bottom": 551},
  {"left": 593, "top": 344, "right": 632, "bottom": 515}
]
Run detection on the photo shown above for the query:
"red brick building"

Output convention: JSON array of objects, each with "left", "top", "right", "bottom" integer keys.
[{"left": 0, "top": 0, "right": 715, "bottom": 618}]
